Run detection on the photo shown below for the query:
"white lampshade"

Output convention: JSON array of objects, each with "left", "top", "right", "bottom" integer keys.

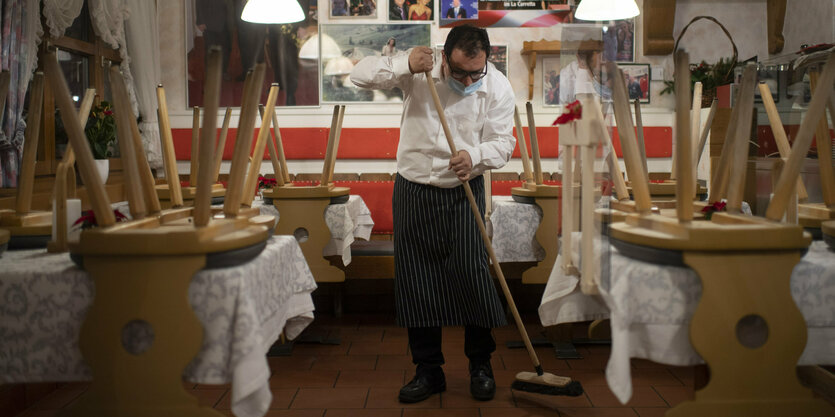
[
  {"left": 298, "top": 33, "right": 342, "bottom": 60},
  {"left": 241, "top": 0, "right": 305, "bottom": 24},
  {"left": 575, "top": 0, "right": 639, "bottom": 21}
]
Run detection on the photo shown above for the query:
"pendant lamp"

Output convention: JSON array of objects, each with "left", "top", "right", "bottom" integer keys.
[
  {"left": 574, "top": 0, "right": 639, "bottom": 21},
  {"left": 241, "top": 0, "right": 305, "bottom": 24}
]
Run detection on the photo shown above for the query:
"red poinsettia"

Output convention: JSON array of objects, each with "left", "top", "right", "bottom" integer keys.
[
  {"left": 72, "top": 209, "right": 129, "bottom": 229},
  {"left": 552, "top": 100, "right": 582, "bottom": 125},
  {"left": 258, "top": 176, "right": 277, "bottom": 189},
  {"left": 701, "top": 201, "right": 726, "bottom": 220}
]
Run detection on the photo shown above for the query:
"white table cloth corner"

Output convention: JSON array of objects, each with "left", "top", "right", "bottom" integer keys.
[{"left": 256, "top": 194, "right": 374, "bottom": 265}]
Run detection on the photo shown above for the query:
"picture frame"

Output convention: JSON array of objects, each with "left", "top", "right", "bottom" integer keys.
[
  {"left": 542, "top": 57, "right": 561, "bottom": 107},
  {"left": 321, "top": 24, "right": 431, "bottom": 103},
  {"left": 617, "top": 63, "right": 651, "bottom": 104},
  {"left": 438, "top": 0, "right": 477, "bottom": 21},
  {"left": 434, "top": 44, "right": 508, "bottom": 77},
  {"left": 388, "top": 0, "right": 437, "bottom": 22},
  {"left": 330, "top": 0, "right": 378, "bottom": 18},
  {"left": 186, "top": 1, "right": 319, "bottom": 107}
]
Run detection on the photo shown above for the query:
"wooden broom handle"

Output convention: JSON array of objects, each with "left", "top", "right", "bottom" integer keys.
[
  {"left": 109, "top": 65, "right": 146, "bottom": 220},
  {"left": 224, "top": 64, "right": 266, "bottom": 218},
  {"left": 194, "top": 47, "right": 223, "bottom": 226},
  {"left": 809, "top": 70, "right": 835, "bottom": 207},
  {"left": 424, "top": 72, "right": 543, "bottom": 371},
  {"left": 271, "top": 109, "right": 291, "bottom": 183},
  {"left": 633, "top": 99, "right": 648, "bottom": 178},
  {"left": 513, "top": 106, "right": 535, "bottom": 184},
  {"left": 767, "top": 52, "right": 835, "bottom": 220},
  {"left": 525, "top": 102, "right": 543, "bottom": 184},
  {"left": 674, "top": 51, "right": 694, "bottom": 223},
  {"left": 609, "top": 63, "right": 651, "bottom": 213},
  {"left": 190, "top": 106, "right": 201, "bottom": 187},
  {"left": 213, "top": 107, "right": 232, "bottom": 184},
  {"left": 320, "top": 106, "right": 341, "bottom": 186},
  {"left": 725, "top": 63, "right": 758, "bottom": 213},
  {"left": 758, "top": 82, "right": 808, "bottom": 201},
  {"left": 156, "top": 85, "right": 184, "bottom": 207},
  {"left": 15, "top": 72, "right": 44, "bottom": 214},
  {"left": 44, "top": 51, "right": 115, "bottom": 227},
  {"left": 243, "top": 84, "right": 280, "bottom": 207}
]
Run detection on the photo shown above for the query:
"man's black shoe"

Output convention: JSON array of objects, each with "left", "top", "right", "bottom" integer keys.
[
  {"left": 470, "top": 363, "right": 496, "bottom": 401},
  {"left": 398, "top": 373, "right": 446, "bottom": 403}
]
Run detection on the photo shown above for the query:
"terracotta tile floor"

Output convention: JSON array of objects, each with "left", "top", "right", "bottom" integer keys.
[{"left": 12, "top": 313, "right": 696, "bottom": 416}]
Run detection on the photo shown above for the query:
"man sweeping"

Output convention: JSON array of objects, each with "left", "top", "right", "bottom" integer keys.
[{"left": 351, "top": 25, "right": 514, "bottom": 403}]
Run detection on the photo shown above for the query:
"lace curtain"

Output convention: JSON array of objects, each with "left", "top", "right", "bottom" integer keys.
[
  {"left": 0, "top": 0, "right": 42, "bottom": 187},
  {"left": 42, "top": 0, "right": 84, "bottom": 38},
  {"left": 125, "top": 0, "right": 162, "bottom": 168}
]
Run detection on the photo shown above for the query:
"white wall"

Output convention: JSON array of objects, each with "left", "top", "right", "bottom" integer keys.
[{"left": 161, "top": 0, "right": 834, "bottom": 174}]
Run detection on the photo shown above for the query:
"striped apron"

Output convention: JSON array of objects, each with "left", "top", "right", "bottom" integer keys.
[{"left": 393, "top": 174, "right": 507, "bottom": 328}]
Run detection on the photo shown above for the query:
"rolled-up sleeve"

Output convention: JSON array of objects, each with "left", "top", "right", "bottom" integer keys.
[
  {"left": 350, "top": 51, "right": 413, "bottom": 91},
  {"left": 466, "top": 81, "right": 516, "bottom": 176}
]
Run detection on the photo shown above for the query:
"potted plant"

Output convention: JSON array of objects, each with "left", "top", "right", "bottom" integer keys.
[{"left": 84, "top": 101, "right": 117, "bottom": 183}]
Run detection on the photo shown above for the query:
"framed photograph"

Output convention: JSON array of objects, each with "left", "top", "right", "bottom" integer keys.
[
  {"left": 187, "top": 1, "right": 319, "bottom": 107},
  {"left": 439, "top": 0, "right": 477, "bottom": 20},
  {"left": 617, "top": 63, "right": 650, "bottom": 104},
  {"left": 331, "top": 0, "right": 378, "bottom": 18},
  {"left": 603, "top": 19, "right": 634, "bottom": 62},
  {"left": 434, "top": 44, "right": 507, "bottom": 77},
  {"left": 542, "top": 57, "right": 561, "bottom": 106},
  {"left": 388, "top": 0, "right": 437, "bottom": 22},
  {"left": 321, "top": 24, "right": 431, "bottom": 103}
]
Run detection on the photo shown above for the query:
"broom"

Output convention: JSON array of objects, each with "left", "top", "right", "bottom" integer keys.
[{"left": 424, "top": 72, "right": 583, "bottom": 396}]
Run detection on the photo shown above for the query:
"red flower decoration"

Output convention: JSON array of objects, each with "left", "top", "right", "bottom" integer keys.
[
  {"left": 701, "top": 201, "right": 727, "bottom": 220},
  {"left": 552, "top": 100, "right": 582, "bottom": 125},
  {"left": 72, "top": 209, "right": 129, "bottom": 229},
  {"left": 258, "top": 175, "right": 277, "bottom": 189}
]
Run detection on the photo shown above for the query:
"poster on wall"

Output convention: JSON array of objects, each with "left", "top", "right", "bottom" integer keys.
[
  {"left": 617, "top": 63, "right": 650, "bottom": 104},
  {"left": 603, "top": 19, "right": 635, "bottom": 62},
  {"left": 542, "top": 57, "right": 560, "bottom": 106},
  {"left": 387, "top": 0, "right": 436, "bottom": 21},
  {"left": 322, "top": 24, "right": 431, "bottom": 103},
  {"left": 331, "top": 0, "right": 378, "bottom": 18},
  {"left": 439, "top": 0, "right": 570, "bottom": 27},
  {"left": 187, "top": 0, "right": 319, "bottom": 107}
]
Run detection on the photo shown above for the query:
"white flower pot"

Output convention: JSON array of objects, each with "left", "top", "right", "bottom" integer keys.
[{"left": 94, "top": 159, "right": 109, "bottom": 184}]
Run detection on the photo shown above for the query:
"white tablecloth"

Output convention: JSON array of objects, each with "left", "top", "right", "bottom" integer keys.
[
  {"left": 257, "top": 195, "right": 374, "bottom": 265},
  {"left": 547, "top": 235, "right": 835, "bottom": 404},
  {"left": 487, "top": 196, "right": 544, "bottom": 263},
  {"left": 0, "top": 235, "right": 317, "bottom": 417}
]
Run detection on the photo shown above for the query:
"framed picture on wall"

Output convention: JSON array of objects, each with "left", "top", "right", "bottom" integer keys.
[
  {"left": 388, "top": 0, "right": 436, "bottom": 22},
  {"left": 617, "top": 63, "right": 651, "bottom": 104},
  {"left": 439, "top": 0, "right": 477, "bottom": 20},
  {"left": 186, "top": 1, "right": 319, "bottom": 107},
  {"left": 321, "top": 24, "right": 431, "bottom": 103},
  {"left": 434, "top": 44, "right": 508, "bottom": 77},
  {"left": 331, "top": 0, "right": 378, "bottom": 18},
  {"left": 542, "top": 57, "right": 561, "bottom": 106}
]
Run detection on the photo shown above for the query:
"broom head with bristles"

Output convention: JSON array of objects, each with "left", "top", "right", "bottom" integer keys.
[{"left": 511, "top": 370, "right": 584, "bottom": 396}]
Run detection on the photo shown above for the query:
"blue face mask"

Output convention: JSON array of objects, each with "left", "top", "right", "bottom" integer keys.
[{"left": 447, "top": 77, "right": 483, "bottom": 96}]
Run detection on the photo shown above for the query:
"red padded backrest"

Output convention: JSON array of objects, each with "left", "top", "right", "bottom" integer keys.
[{"left": 333, "top": 180, "right": 395, "bottom": 235}]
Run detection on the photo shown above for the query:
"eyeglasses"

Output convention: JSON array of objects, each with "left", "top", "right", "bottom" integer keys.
[{"left": 445, "top": 53, "right": 488, "bottom": 82}]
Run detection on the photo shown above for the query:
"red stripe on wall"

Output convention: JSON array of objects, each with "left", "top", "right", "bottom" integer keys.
[{"left": 172, "top": 126, "right": 674, "bottom": 160}]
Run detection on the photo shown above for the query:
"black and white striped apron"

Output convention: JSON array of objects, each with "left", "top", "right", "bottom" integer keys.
[{"left": 393, "top": 174, "right": 507, "bottom": 328}]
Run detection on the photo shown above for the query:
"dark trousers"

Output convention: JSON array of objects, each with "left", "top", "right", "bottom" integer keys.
[{"left": 408, "top": 326, "right": 496, "bottom": 377}]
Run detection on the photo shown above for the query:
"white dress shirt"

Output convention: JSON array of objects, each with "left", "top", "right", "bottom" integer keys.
[{"left": 350, "top": 50, "right": 516, "bottom": 188}]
